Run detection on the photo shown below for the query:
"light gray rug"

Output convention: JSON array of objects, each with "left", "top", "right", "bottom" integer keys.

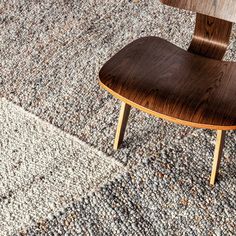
[
  {"left": 1, "top": 0, "right": 236, "bottom": 235},
  {"left": 0, "top": 98, "right": 125, "bottom": 235}
]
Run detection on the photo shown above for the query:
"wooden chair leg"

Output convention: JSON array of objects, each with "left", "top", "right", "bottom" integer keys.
[
  {"left": 114, "top": 102, "right": 131, "bottom": 150},
  {"left": 210, "top": 130, "right": 226, "bottom": 186}
]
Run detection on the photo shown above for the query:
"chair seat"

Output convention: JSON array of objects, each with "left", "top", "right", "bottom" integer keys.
[{"left": 99, "top": 37, "right": 236, "bottom": 130}]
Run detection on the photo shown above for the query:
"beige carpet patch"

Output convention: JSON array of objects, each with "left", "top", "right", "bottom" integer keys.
[{"left": 0, "top": 98, "right": 125, "bottom": 235}]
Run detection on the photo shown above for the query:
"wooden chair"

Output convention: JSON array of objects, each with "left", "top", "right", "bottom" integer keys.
[{"left": 98, "top": 0, "right": 236, "bottom": 185}]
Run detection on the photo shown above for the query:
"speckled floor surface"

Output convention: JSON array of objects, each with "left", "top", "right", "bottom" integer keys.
[{"left": 1, "top": 0, "right": 236, "bottom": 235}]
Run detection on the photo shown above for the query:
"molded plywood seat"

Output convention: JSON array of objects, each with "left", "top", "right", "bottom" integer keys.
[
  {"left": 99, "top": 37, "right": 236, "bottom": 130},
  {"left": 99, "top": 0, "right": 236, "bottom": 185}
]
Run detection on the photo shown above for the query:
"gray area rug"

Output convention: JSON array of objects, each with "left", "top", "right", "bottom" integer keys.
[
  {"left": 0, "top": 98, "right": 125, "bottom": 235},
  {"left": 1, "top": 0, "right": 236, "bottom": 235}
]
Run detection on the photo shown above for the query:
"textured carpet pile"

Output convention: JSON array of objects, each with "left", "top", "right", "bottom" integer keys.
[{"left": 0, "top": 0, "right": 236, "bottom": 235}]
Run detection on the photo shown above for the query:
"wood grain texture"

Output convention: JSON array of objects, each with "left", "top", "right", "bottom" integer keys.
[
  {"left": 99, "top": 37, "right": 236, "bottom": 130},
  {"left": 188, "top": 13, "right": 232, "bottom": 60},
  {"left": 160, "top": 0, "right": 236, "bottom": 23}
]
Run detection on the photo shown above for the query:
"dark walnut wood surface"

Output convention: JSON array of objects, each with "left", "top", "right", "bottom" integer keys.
[
  {"left": 99, "top": 37, "right": 236, "bottom": 130},
  {"left": 188, "top": 13, "right": 232, "bottom": 60}
]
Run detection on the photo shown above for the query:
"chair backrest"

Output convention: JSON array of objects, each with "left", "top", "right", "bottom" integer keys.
[
  {"left": 160, "top": 0, "right": 236, "bottom": 23},
  {"left": 160, "top": 0, "right": 234, "bottom": 60}
]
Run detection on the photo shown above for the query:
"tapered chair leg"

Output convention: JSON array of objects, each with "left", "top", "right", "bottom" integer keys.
[
  {"left": 114, "top": 102, "right": 131, "bottom": 150},
  {"left": 210, "top": 130, "right": 226, "bottom": 186}
]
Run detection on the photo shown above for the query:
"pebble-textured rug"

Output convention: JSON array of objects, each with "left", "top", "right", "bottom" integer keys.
[
  {"left": 0, "top": 98, "right": 125, "bottom": 235},
  {"left": 1, "top": 0, "right": 236, "bottom": 235}
]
